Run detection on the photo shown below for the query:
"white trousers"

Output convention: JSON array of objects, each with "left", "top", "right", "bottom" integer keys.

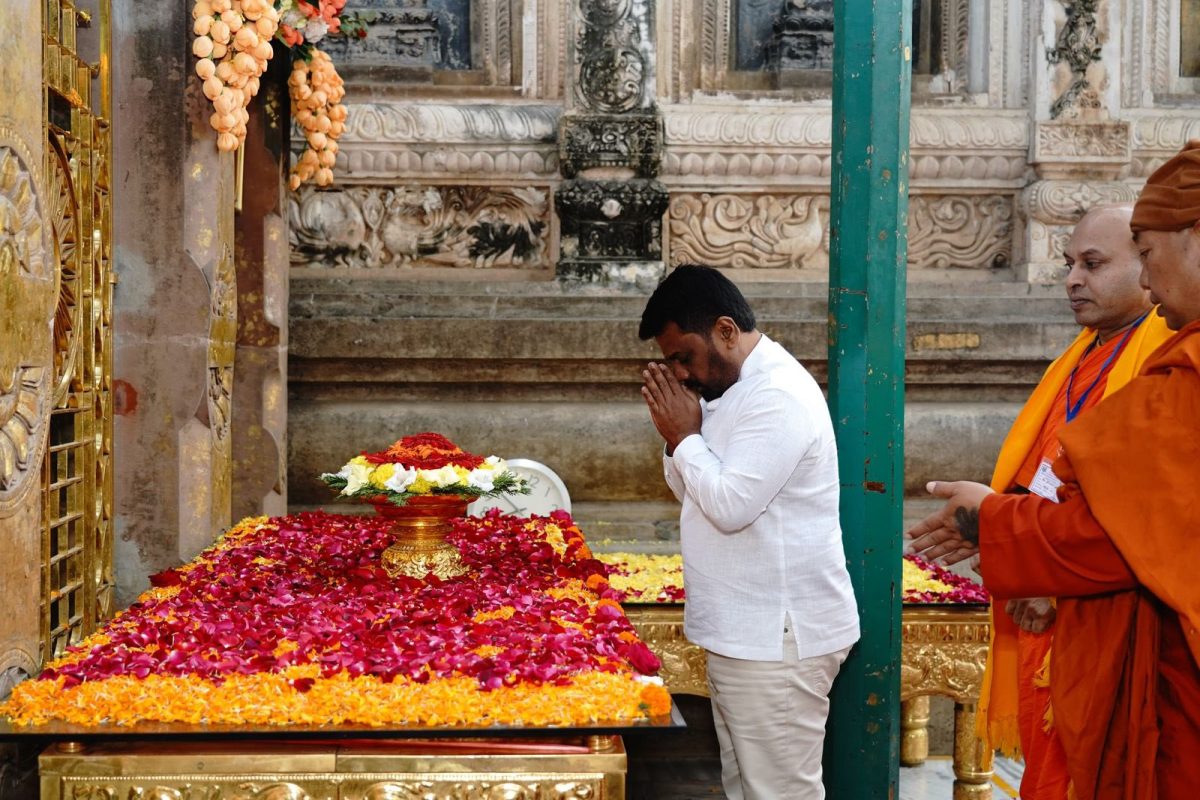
[{"left": 706, "top": 627, "right": 851, "bottom": 800}]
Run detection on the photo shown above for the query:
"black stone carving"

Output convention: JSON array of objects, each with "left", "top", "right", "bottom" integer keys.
[
  {"left": 559, "top": 114, "right": 662, "bottom": 179},
  {"left": 1046, "top": 0, "right": 1102, "bottom": 119},
  {"left": 322, "top": 0, "right": 443, "bottom": 81},
  {"left": 770, "top": 0, "right": 835, "bottom": 72},
  {"left": 555, "top": 179, "right": 669, "bottom": 278},
  {"left": 557, "top": 1, "right": 663, "bottom": 283},
  {"left": 575, "top": 0, "right": 647, "bottom": 113}
]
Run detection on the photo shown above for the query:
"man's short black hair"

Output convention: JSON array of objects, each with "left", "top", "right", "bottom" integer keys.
[{"left": 638, "top": 264, "right": 757, "bottom": 340}]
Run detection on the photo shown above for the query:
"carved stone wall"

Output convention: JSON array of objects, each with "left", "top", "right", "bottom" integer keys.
[
  {"left": 290, "top": 184, "right": 553, "bottom": 271},
  {"left": 286, "top": 0, "right": 1200, "bottom": 540}
]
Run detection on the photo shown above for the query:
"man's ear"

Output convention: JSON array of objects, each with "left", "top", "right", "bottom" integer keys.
[{"left": 714, "top": 317, "right": 739, "bottom": 346}]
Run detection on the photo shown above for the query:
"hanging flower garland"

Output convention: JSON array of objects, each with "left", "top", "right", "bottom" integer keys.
[
  {"left": 192, "top": 0, "right": 280, "bottom": 153},
  {"left": 191, "top": 0, "right": 365, "bottom": 188}
]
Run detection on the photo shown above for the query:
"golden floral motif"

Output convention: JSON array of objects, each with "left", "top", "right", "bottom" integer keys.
[{"left": 0, "top": 138, "right": 53, "bottom": 512}]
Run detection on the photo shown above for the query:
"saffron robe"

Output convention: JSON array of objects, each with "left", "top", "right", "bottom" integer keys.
[
  {"left": 979, "top": 317, "right": 1200, "bottom": 800},
  {"left": 980, "top": 313, "right": 1172, "bottom": 800}
]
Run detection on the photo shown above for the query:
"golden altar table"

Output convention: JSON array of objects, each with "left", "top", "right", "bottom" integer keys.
[
  {"left": 38, "top": 736, "right": 629, "bottom": 799},
  {"left": 625, "top": 603, "right": 993, "bottom": 800}
]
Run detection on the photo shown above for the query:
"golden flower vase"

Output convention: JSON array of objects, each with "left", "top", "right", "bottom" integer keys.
[{"left": 373, "top": 496, "right": 470, "bottom": 580}]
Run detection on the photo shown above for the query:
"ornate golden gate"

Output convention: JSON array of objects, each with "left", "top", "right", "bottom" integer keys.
[{"left": 40, "top": 0, "right": 113, "bottom": 664}]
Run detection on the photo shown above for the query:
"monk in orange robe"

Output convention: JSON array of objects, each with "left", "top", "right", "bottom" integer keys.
[
  {"left": 980, "top": 204, "right": 1172, "bottom": 800},
  {"left": 907, "top": 141, "right": 1200, "bottom": 800}
]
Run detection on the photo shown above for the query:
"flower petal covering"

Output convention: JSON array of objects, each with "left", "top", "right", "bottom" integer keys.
[
  {"left": 596, "top": 552, "right": 987, "bottom": 605},
  {"left": 1, "top": 510, "right": 669, "bottom": 728}
]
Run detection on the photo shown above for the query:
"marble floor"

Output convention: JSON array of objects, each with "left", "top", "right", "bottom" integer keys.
[{"left": 899, "top": 755, "right": 1025, "bottom": 799}]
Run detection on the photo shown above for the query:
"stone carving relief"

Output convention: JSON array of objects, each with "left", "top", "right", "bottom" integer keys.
[
  {"left": 668, "top": 193, "right": 829, "bottom": 269},
  {"left": 1021, "top": 180, "right": 1138, "bottom": 226},
  {"left": 559, "top": 114, "right": 661, "bottom": 178},
  {"left": 324, "top": 1, "right": 515, "bottom": 85},
  {"left": 324, "top": 1, "right": 443, "bottom": 80},
  {"left": 907, "top": 195, "right": 1013, "bottom": 270},
  {"left": 661, "top": 108, "right": 1028, "bottom": 184},
  {"left": 1045, "top": 0, "right": 1103, "bottom": 119},
  {"left": 557, "top": 178, "right": 668, "bottom": 260},
  {"left": 333, "top": 103, "right": 560, "bottom": 180},
  {"left": 208, "top": 247, "right": 237, "bottom": 444},
  {"left": 289, "top": 185, "right": 551, "bottom": 269},
  {"left": 938, "top": 0, "right": 970, "bottom": 84},
  {"left": 1130, "top": 113, "right": 1200, "bottom": 177},
  {"left": 573, "top": 0, "right": 649, "bottom": 113},
  {"left": 0, "top": 139, "right": 53, "bottom": 514},
  {"left": 770, "top": 0, "right": 835, "bottom": 72},
  {"left": 1034, "top": 121, "right": 1130, "bottom": 160},
  {"left": 669, "top": 192, "right": 1013, "bottom": 272}
]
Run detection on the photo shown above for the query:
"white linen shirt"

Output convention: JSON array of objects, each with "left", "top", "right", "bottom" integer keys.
[{"left": 664, "top": 334, "right": 860, "bottom": 661}]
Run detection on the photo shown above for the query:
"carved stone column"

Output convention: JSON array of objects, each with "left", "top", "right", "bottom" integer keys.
[
  {"left": 112, "top": 0, "right": 235, "bottom": 604},
  {"left": 232, "top": 58, "right": 288, "bottom": 522},
  {"left": 1020, "top": 0, "right": 1134, "bottom": 283},
  {"left": 556, "top": 0, "right": 668, "bottom": 288}
]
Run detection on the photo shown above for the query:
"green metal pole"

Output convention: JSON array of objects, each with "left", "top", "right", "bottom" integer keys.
[{"left": 825, "top": 0, "right": 911, "bottom": 797}]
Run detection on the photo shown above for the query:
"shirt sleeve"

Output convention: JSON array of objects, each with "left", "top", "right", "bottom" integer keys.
[
  {"left": 670, "top": 386, "right": 814, "bottom": 533},
  {"left": 979, "top": 490, "right": 1137, "bottom": 599},
  {"left": 663, "top": 446, "right": 686, "bottom": 503}
]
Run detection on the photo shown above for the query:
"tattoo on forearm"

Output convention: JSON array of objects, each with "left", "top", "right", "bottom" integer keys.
[{"left": 954, "top": 506, "right": 980, "bottom": 545}]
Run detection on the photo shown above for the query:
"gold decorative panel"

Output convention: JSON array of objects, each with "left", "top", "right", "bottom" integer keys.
[
  {"left": 39, "top": 743, "right": 628, "bottom": 800},
  {"left": 40, "top": 0, "right": 114, "bottom": 664}
]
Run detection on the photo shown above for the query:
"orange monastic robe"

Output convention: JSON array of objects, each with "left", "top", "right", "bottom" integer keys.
[
  {"left": 979, "top": 318, "right": 1200, "bottom": 800},
  {"left": 980, "top": 313, "right": 1172, "bottom": 800}
]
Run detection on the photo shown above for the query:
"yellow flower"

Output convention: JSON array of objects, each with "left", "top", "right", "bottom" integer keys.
[
  {"left": 408, "top": 477, "right": 433, "bottom": 495},
  {"left": 349, "top": 455, "right": 370, "bottom": 467},
  {"left": 370, "top": 463, "right": 396, "bottom": 489}
]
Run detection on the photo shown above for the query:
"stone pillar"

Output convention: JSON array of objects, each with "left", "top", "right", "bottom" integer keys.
[
  {"left": 1019, "top": 0, "right": 1135, "bottom": 283},
  {"left": 232, "top": 57, "right": 288, "bottom": 522},
  {"left": 556, "top": 0, "right": 668, "bottom": 289},
  {"left": 112, "top": 0, "right": 235, "bottom": 605}
]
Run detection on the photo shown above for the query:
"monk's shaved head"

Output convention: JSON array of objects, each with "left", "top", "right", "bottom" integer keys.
[
  {"left": 1064, "top": 203, "right": 1153, "bottom": 341},
  {"left": 1079, "top": 203, "right": 1134, "bottom": 228}
]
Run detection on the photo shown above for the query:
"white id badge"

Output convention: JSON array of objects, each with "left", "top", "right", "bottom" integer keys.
[{"left": 1028, "top": 459, "right": 1063, "bottom": 503}]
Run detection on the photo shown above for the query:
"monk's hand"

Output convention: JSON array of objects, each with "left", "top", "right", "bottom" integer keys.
[
  {"left": 903, "top": 480, "right": 994, "bottom": 565},
  {"left": 1005, "top": 598, "right": 1056, "bottom": 634},
  {"left": 641, "top": 363, "right": 701, "bottom": 454}
]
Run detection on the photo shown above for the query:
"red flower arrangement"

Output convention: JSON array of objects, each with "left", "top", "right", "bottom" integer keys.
[
  {"left": 364, "top": 432, "right": 486, "bottom": 470},
  {"left": 902, "top": 554, "right": 990, "bottom": 604},
  {"left": 1, "top": 510, "right": 669, "bottom": 728}
]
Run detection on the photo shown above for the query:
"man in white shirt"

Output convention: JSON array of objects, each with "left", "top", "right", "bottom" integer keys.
[{"left": 638, "top": 265, "right": 860, "bottom": 800}]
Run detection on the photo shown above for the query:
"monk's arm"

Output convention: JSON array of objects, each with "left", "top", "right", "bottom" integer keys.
[{"left": 977, "top": 491, "right": 1137, "bottom": 599}]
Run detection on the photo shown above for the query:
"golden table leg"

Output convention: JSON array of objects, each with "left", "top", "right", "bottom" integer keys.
[
  {"left": 900, "top": 696, "right": 931, "bottom": 766},
  {"left": 952, "top": 702, "right": 994, "bottom": 800}
]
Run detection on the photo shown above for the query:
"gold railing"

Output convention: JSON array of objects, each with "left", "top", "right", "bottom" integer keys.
[{"left": 40, "top": 0, "right": 113, "bottom": 664}]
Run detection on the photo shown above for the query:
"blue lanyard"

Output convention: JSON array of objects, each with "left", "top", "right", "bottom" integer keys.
[{"left": 1065, "top": 312, "right": 1149, "bottom": 423}]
